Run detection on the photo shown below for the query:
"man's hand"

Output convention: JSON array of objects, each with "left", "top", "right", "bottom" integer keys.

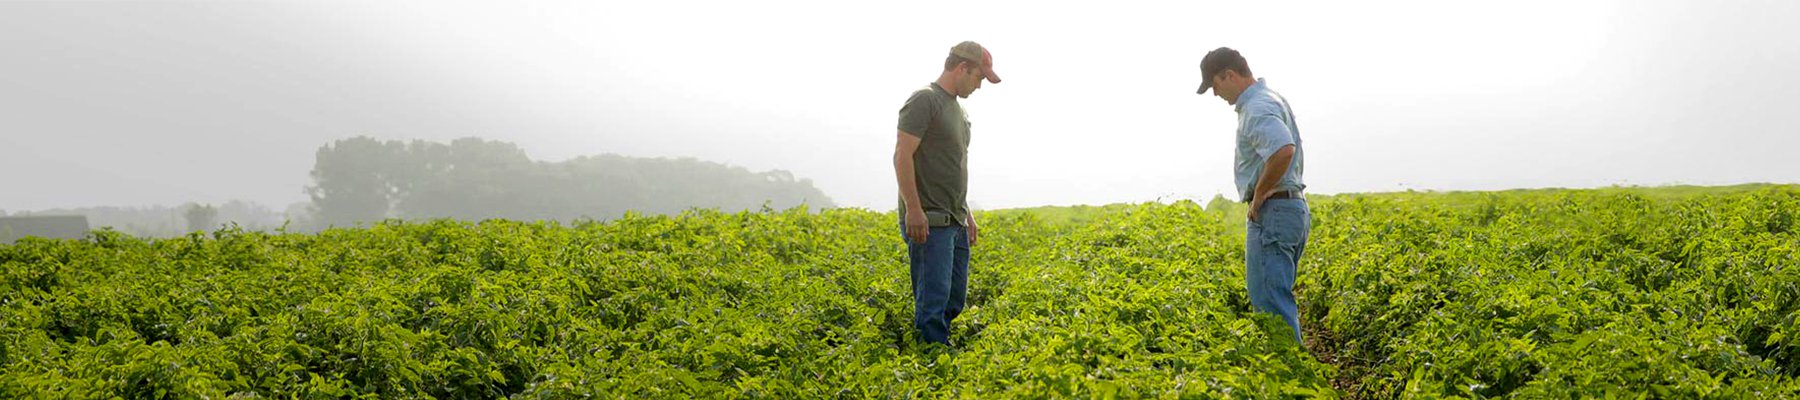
[
  {"left": 1248, "top": 144, "right": 1295, "bottom": 224},
  {"left": 966, "top": 215, "right": 979, "bottom": 247},
  {"left": 1248, "top": 195, "right": 1265, "bottom": 223},
  {"left": 896, "top": 131, "right": 927, "bottom": 244},
  {"left": 905, "top": 206, "right": 929, "bottom": 244}
]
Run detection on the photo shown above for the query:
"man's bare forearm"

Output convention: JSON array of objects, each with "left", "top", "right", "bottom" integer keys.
[
  {"left": 895, "top": 151, "right": 923, "bottom": 211},
  {"left": 1254, "top": 145, "right": 1296, "bottom": 201}
]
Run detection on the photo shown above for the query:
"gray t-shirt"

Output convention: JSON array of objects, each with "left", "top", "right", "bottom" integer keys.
[{"left": 897, "top": 82, "right": 970, "bottom": 226}]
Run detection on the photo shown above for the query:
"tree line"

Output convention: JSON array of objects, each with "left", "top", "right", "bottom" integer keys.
[
  {"left": 7, "top": 137, "right": 837, "bottom": 238},
  {"left": 302, "top": 136, "right": 836, "bottom": 229}
]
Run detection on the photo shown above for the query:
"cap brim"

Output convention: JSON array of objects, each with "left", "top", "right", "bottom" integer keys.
[
  {"left": 1197, "top": 81, "right": 1213, "bottom": 95},
  {"left": 983, "top": 65, "right": 1001, "bottom": 84}
]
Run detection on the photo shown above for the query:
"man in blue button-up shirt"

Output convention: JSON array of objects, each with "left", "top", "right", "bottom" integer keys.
[{"left": 1198, "top": 47, "right": 1309, "bottom": 345}]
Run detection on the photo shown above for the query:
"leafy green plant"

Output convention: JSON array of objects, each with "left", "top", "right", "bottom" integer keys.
[{"left": 2, "top": 186, "right": 1797, "bottom": 398}]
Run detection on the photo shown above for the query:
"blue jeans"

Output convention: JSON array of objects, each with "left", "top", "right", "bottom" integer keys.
[
  {"left": 1246, "top": 198, "right": 1310, "bottom": 344},
  {"left": 901, "top": 222, "right": 969, "bottom": 345}
]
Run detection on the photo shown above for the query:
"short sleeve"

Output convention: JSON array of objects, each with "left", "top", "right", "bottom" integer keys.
[
  {"left": 897, "top": 89, "right": 937, "bottom": 138},
  {"left": 1248, "top": 113, "right": 1295, "bottom": 159}
]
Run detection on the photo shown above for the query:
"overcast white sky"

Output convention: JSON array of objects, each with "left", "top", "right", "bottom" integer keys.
[{"left": 2, "top": 0, "right": 1796, "bottom": 212}]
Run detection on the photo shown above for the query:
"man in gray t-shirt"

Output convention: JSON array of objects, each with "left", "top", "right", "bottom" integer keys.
[{"left": 893, "top": 41, "right": 1000, "bottom": 346}]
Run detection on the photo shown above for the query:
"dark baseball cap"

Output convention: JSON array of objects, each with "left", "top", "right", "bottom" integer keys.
[{"left": 1197, "top": 47, "right": 1248, "bottom": 95}]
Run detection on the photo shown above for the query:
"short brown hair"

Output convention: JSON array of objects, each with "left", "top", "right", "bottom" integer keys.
[{"left": 943, "top": 54, "right": 978, "bottom": 72}]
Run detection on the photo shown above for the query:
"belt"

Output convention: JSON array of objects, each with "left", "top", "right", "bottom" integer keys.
[{"left": 1262, "top": 190, "right": 1302, "bottom": 200}]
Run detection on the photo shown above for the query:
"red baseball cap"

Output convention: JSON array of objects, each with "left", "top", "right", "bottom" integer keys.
[{"left": 950, "top": 41, "right": 1002, "bottom": 84}]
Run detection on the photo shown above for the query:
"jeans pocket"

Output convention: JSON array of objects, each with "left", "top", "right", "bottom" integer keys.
[{"left": 1257, "top": 204, "right": 1305, "bottom": 249}]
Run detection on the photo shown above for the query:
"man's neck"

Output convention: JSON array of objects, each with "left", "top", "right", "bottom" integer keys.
[{"left": 935, "top": 73, "right": 960, "bottom": 95}]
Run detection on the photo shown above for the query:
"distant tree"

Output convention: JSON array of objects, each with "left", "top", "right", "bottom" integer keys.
[
  {"left": 11, "top": 201, "right": 282, "bottom": 238},
  {"left": 303, "top": 136, "right": 838, "bottom": 225},
  {"left": 397, "top": 138, "right": 534, "bottom": 220},
  {"left": 282, "top": 202, "right": 318, "bottom": 232},
  {"left": 184, "top": 203, "right": 219, "bottom": 232},
  {"left": 305, "top": 137, "right": 407, "bottom": 228},
  {"left": 214, "top": 200, "right": 282, "bottom": 230}
]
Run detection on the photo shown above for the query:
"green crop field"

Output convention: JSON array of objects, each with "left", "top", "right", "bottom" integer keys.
[{"left": 2, "top": 186, "right": 1797, "bottom": 398}]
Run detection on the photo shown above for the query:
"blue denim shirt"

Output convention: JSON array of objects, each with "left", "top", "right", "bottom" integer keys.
[{"left": 1233, "top": 78, "right": 1305, "bottom": 201}]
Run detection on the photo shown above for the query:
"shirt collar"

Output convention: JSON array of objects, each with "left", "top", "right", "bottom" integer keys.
[{"left": 1234, "top": 78, "right": 1269, "bottom": 112}]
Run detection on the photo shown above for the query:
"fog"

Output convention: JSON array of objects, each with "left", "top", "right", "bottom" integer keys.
[{"left": 4, "top": 1, "right": 1797, "bottom": 222}]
